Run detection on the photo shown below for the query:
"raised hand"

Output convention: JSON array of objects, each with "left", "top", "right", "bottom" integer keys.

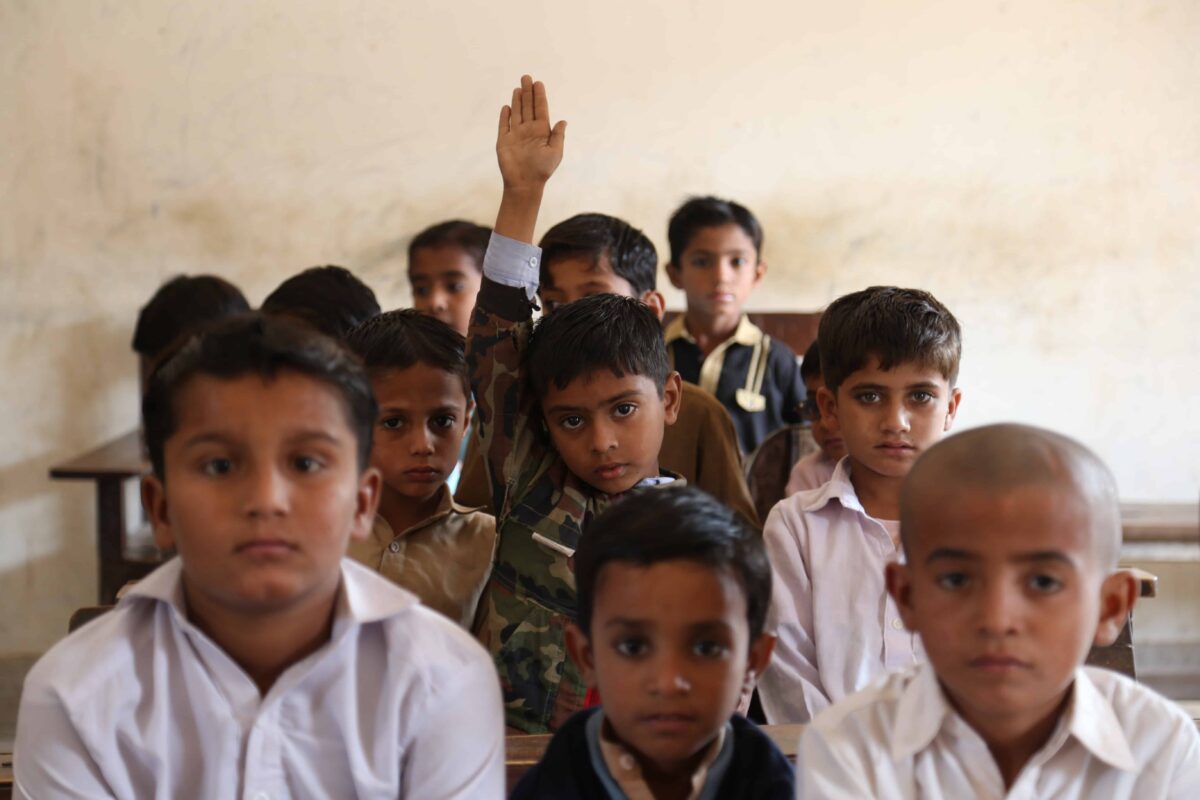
[{"left": 496, "top": 75, "right": 567, "bottom": 192}]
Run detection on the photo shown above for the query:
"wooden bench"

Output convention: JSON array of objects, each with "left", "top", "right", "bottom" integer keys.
[{"left": 48, "top": 430, "right": 164, "bottom": 604}]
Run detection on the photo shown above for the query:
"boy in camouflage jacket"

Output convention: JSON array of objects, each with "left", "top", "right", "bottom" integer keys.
[{"left": 469, "top": 76, "right": 684, "bottom": 733}]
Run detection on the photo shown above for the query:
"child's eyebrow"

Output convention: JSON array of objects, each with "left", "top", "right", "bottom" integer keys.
[
  {"left": 544, "top": 389, "right": 643, "bottom": 415},
  {"left": 604, "top": 616, "right": 650, "bottom": 629},
  {"left": 925, "top": 547, "right": 1076, "bottom": 566}
]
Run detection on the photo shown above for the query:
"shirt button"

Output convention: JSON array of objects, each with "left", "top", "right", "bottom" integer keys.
[
  {"left": 891, "top": 618, "right": 905, "bottom": 630},
  {"left": 388, "top": 541, "right": 401, "bottom": 554},
  {"left": 529, "top": 256, "right": 538, "bottom": 266}
]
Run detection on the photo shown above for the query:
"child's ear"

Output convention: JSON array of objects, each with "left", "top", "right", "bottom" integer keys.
[
  {"left": 745, "top": 632, "right": 776, "bottom": 685},
  {"left": 816, "top": 386, "right": 840, "bottom": 435},
  {"left": 142, "top": 473, "right": 175, "bottom": 552},
  {"left": 753, "top": 260, "right": 767, "bottom": 286},
  {"left": 565, "top": 622, "right": 598, "bottom": 686},
  {"left": 349, "top": 467, "right": 383, "bottom": 542},
  {"left": 662, "top": 372, "right": 683, "bottom": 426},
  {"left": 943, "top": 387, "right": 963, "bottom": 432},
  {"left": 639, "top": 289, "right": 666, "bottom": 321},
  {"left": 665, "top": 262, "right": 684, "bottom": 290},
  {"left": 1094, "top": 569, "right": 1139, "bottom": 647},
  {"left": 886, "top": 561, "right": 918, "bottom": 632}
]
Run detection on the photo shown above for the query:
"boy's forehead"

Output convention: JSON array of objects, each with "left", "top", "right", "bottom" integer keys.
[
  {"left": 544, "top": 253, "right": 628, "bottom": 291},
  {"left": 840, "top": 355, "right": 950, "bottom": 388},
  {"left": 593, "top": 559, "right": 747, "bottom": 621},
  {"left": 682, "top": 223, "right": 757, "bottom": 254},
  {"left": 370, "top": 363, "right": 469, "bottom": 405},
  {"left": 408, "top": 244, "right": 479, "bottom": 276},
  {"left": 543, "top": 369, "right": 656, "bottom": 401},
  {"left": 172, "top": 371, "right": 354, "bottom": 434}
]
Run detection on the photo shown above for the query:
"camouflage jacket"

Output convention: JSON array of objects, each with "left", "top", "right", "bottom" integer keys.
[{"left": 468, "top": 234, "right": 677, "bottom": 733}]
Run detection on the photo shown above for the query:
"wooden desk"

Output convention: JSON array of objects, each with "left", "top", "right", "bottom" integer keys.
[
  {"left": 48, "top": 430, "right": 162, "bottom": 604},
  {"left": 506, "top": 724, "right": 805, "bottom": 791}
]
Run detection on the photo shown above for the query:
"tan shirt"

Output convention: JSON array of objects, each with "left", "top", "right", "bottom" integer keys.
[
  {"left": 348, "top": 486, "right": 497, "bottom": 629},
  {"left": 455, "top": 381, "right": 760, "bottom": 529}
]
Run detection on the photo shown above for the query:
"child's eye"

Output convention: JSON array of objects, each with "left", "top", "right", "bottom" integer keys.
[
  {"left": 412, "top": 286, "right": 429, "bottom": 298},
  {"left": 730, "top": 257, "right": 747, "bottom": 268},
  {"left": 1028, "top": 574, "right": 1064, "bottom": 594},
  {"left": 910, "top": 390, "right": 935, "bottom": 404},
  {"left": 431, "top": 414, "right": 456, "bottom": 430},
  {"left": 693, "top": 640, "right": 729, "bottom": 659},
  {"left": 613, "top": 403, "right": 636, "bottom": 418},
  {"left": 559, "top": 415, "right": 584, "bottom": 431},
  {"left": 381, "top": 416, "right": 404, "bottom": 430},
  {"left": 935, "top": 572, "right": 970, "bottom": 590},
  {"left": 614, "top": 638, "right": 649, "bottom": 658},
  {"left": 293, "top": 455, "right": 323, "bottom": 473},
  {"left": 201, "top": 458, "right": 233, "bottom": 477},
  {"left": 449, "top": 282, "right": 466, "bottom": 293},
  {"left": 687, "top": 256, "right": 712, "bottom": 269},
  {"left": 855, "top": 391, "right": 881, "bottom": 404}
]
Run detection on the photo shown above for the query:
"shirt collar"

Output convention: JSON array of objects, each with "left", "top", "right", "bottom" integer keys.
[
  {"left": 371, "top": 484, "right": 482, "bottom": 542},
  {"left": 662, "top": 314, "right": 763, "bottom": 348},
  {"left": 890, "top": 664, "right": 1139, "bottom": 773},
  {"left": 798, "top": 456, "right": 866, "bottom": 516},
  {"left": 124, "top": 555, "right": 417, "bottom": 630}
]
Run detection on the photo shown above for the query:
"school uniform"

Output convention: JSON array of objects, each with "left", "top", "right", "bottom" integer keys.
[
  {"left": 797, "top": 662, "right": 1200, "bottom": 798},
  {"left": 469, "top": 233, "right": 681, "bottom": 734},
  {"left": 347, "top": 484, "right": 497, "bottom": 629},
  {"left": 664, "top": 315, "right": 805, "bottom": 454},
  {"left": 783, "top": 450, "right": 837, "bottom": 496},
  {"left": 14, "top": 558, "right": 504, "bottom": 799},
  {"left": 511, "top": 708, "right": 794, "bottom": 800},
  {"left": 759, "top": 457, "right": 922, "bottom": 724}
]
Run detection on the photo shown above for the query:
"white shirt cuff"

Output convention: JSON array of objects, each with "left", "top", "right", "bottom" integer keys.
[{"left": 483, "top": 232, "right": 541, "bottom": 300}]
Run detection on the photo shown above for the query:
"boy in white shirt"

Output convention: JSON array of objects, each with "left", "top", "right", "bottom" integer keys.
[
  {"left": 759, "top": 286, "right": 963, "bottom": 723},
  {"left": 797, "top": 424, "right": 1200, "bottom": 798},
  {"left": 14, "top": 313, "right": 505, "bottom": 799}
]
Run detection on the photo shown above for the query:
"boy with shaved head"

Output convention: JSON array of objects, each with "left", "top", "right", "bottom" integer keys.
[{"left": 797, "top": 424, "right": 1200, "bottom": 798}]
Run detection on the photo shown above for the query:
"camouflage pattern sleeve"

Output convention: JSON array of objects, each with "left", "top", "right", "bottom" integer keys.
[{"left": 466, "top": 233, "right": 547, "bottom": 515}]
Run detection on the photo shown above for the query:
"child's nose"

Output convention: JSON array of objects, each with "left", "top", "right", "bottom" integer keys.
[
  {"left": 243, "top": 465, "right": 289, "bottom": 518},
  {"left": 590, "top": 419, "right": 617, "bottom": 453},
  {"left": 648, "top": 652, "right": 692, "bottom": 696},
  {"left": 881, "top": 398, "right": 911, "bottom": 433},
  {"left": 410, "top": 426, "right": 436, "bottom": 455},
  {"left": 977, "top": 580, "right": 1020, "bottom": 637}
]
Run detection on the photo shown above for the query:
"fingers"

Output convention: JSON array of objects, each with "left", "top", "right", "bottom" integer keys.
[
  {"left": 519, "top": 74, "right": 533, "bottom": 124},
  {"left": 533, "top": 80, "right": 548, "bottom": 122},
  {"left": 511, "top": 87, "right": 522, "bottom": 125},
  {"left": 497, "top": 105, "right": 511, "bottom": 139},
  {"left": 549, "top": 119, "right": 567, "bottom": 153}
]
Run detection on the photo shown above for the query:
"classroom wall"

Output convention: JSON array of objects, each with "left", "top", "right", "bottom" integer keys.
[{"left": 2, "top": 0, "right": 1197, "bottom": 661}]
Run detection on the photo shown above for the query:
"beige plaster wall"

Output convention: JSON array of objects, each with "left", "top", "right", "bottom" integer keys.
[{"left": 2, "top": 0, "right": 1198, "bottom": 658}]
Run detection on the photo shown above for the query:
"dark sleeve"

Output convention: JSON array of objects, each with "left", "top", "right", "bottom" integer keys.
[{"left": 776, "top": 342, "right": 806, "bottom": 426}]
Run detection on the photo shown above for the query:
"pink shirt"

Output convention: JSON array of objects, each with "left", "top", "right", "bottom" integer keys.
[{"left": 759, "top": 458, "right": 923, "bottom": 724}]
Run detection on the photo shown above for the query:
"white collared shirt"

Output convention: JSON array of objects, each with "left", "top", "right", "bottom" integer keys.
[
  {"left": 784, "top": 450, "right": 837, "bottom": 497},
  {"left": 15, "top": 558, "right": 505, "bottom": 799},
  {"left": 759, "top": 457, "right": 923, "bottom": 724},
  {"left": 796, "top": 663, "right": 1200, "bottom": 799}
]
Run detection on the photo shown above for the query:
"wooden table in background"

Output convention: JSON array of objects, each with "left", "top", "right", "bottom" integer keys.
[{"left": 48, "top": 430, "right": 161, "bottom": 604}]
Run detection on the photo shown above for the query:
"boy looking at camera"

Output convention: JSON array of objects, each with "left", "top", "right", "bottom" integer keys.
[
  {"left": 512, "top": 487, "right": 792, "bottom": 800},
  {"left": 454, "top": 211, "right": 758, "bottom": 528},
  {"left": 664, "top": 196, "right": 805, "bottom": 454},
  {"left": 798, "top": 425, "right": 1200, "bottom": 797},
  {"left": 15, "top": 314, "right": 504, "bottom": 798},
  {"left": 407, "top": 220, "right": 491, "bottom": 337},
  {"left": 470, "top": 76, "right": 684, "bottom": 733},
  {"left": 345, "top": 310, "right": 496, "bottom": 629},
  {"left": 759, "top": 286, "right": 963, "bottom": 723}
]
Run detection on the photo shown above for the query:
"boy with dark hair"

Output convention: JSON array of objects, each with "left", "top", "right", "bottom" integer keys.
[
  {"left": 131, "top": 273, "right": 250, "bottom": 386},
  {"left": 798, "top": 425, "right": 1200, "bottom": 797},
  {"left": 407, "top": 219, "right": 491, "bottom": 336},
  {"left": 345, "top": 310, "right": 496, "bottom": 629},
  {"left": 15, "top": 313, "right": 504, "bottom": 797},
  {"left": 664, "top": 196, "right": 805, "bottom": 454},
  {"left": 261, "top": 264, "right": 381, "bottom": 339},
  {"left": 469, "top": 76, "right": 684, "bottom": 733},
  {"left": 784, "top": 340, "right": 847, "bottom": 495},
  {"left": 512, "top": 487, "right": 792, "bottom": 799},
  {"left": 455, "top": 211, "right": 759, "bottom": 528},
  {"left": 759, "top": 286, "right": 963, "bottom": 723}
]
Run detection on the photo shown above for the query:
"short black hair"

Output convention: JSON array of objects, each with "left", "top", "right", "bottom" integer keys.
[
  {"left": 818, "top": 286, "right": 961, "bottom": 395},
  {"left": 408, "top": 220, "right": 491, "bottom": 272},
  {"left": 526, "top": 293, "right": 669, "bottom": 398},
  {"left": 538, "top": 213, "right": 658, "bottom": 295},
  {"left": 667, "top": 196, "right": 764, "bottom": 266},
  {"left": 345, "top": 309, "right": 468, "bottom": 394},
  {"left": 261, "top": 265, "right": 381, "bottom": 340},
  {"left": 143, "top": 312, "right": 376, "bottom": 479},
  {"left": 575, "top": 486, "right": 772, "bottom": 642},
  {"left": 131, "top": 275, "right": 250, "bottom": 361},
  {"left": 799, "top": 340, "right": 822, "bottom": 384}
]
